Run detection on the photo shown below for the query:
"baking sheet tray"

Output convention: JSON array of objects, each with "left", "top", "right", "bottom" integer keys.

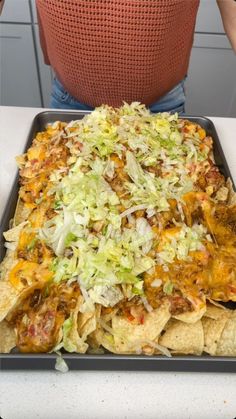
[{"left": 1, "top": 110, "right": 235, "bottom": 371}]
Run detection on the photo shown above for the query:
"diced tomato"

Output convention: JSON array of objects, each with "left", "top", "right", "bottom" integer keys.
[
  {"left": 28, "top": 324, "right": 36, "bottom": 337},
  {"left": 31, "top": 159, "right": 38, "bottom": 165},
  {"left": 126, "top": 312, "right": 135, "bottom": 322}
]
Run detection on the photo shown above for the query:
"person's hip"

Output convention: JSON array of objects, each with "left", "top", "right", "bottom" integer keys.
[
  {"left": 50, "top": 77, "right": 94, "bottom": 111},
  {"left": 149, "top": 79, "right": 186, "bottom": 114},
  {"left": 50, "top": 77, "right": 186, "bottom": 114}
]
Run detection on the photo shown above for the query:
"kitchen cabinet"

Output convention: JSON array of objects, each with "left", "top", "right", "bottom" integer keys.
[
  {"left": 0, "top": 24, "right": 41, "bottom": 107},
  {"left": 0, "top": 0, "right": 31, "bottom": 23},
  {"left": 0, "top": 0, "right": 52, "bottom": 107},
  {"left": 195, "top": 0, "right": 225, "bottom": 33},
  {"left": 185, "top": 34, "right": 236, "bottom": 117},
  {"left": 185, "top": 1, "right": 236, "bottom": 117}
]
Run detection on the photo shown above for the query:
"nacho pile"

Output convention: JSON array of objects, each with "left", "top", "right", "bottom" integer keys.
[{"left": 1, "top": 103, "right": 236, "bottom": 357}]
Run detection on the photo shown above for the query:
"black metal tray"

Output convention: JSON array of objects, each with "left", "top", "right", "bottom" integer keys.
[{"left": 0, "top": 111, "right": 235, "bottom": 371}]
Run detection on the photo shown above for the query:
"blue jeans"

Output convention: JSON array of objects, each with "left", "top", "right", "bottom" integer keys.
[{"left": 50, "top": 77, "right": 186, "bottom": 114}]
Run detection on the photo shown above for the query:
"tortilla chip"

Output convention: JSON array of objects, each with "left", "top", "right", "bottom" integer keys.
[
  {"left": 67, "top": 296, "right": 88, "bottom": 353},
  {"left": 206, "top": 299, "right": 227, "bottom": 311},
  {"left": 0, "top": 249, "right": 17, "bottom": 280},
  {"left": 0, "top": 281, "right": 20, "bottom": 322},
  {"left": 215, "top": 186, "right": 229, "bottom": 202},
  {"left": 78, "top": 311, "right": 97, "bottom": 341},
  {"left": 90, "top": 306, "right": 120, "bottom": 352},
  {"left": 159, "top": 319, "right": 204, "bottom": 355},
  {"left": 204, "top": 303, "right": 228, "bottom": 320},
  {"left": 15, "top": 154, "right": 26, "bottom": 169},
  {"left": 102, "top": 307, "right": 119, "bottom": 323},
  {"left": 86, "top": 306, "right": 103, "bottom": 349},
  {"left": 0, "top": 320, "right": 16, "bottom": 353},
  {"left": 100, "top": 333, "right": 118, "bottom": 353},
  {"left": 13, "top": 198, "right": 31, "bottom": 226},
  {"left": 78, "top": 311, "right": 94, "bottom": 332},
  {"left": 216, "top": 311, "right": 236, "bottom": 356},
  {"left": 110, "top": 302, "right": 171, "bottom": 354},
  {"left": 173, "top": 304, "right": 206, "bottom": 324},
  {"left": 202, "top": 314, "right": 229, "bottom": 355},
  {"left": 3, "top": 221, "right": 28, "bottom": 242},
  {"left": 226, "top": 178, "right": 236, "bottom": 205},
  {"left": 5, "top": 281, "right": 48, "bottom": 323}
]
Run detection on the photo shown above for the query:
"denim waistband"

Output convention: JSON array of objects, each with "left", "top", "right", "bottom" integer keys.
[{"left": 50, "top": 77, "right": 186, "bottom": 113}]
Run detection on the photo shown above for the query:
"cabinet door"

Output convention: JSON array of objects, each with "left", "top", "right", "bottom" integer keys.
[
  {"left": 0, "top": 24, "right": 41, "bottom": 107},
  {"left": 185, "top": 34, "right": 236, "bottom": 117},
  {"left": 195, "top": 0, "right": 224, "bottom": 34},
  {"left": 0, "top": 0, "right": 31, "bottom": 23}
]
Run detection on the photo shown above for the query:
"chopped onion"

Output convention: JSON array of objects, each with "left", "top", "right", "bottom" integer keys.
[
  {"left": 141, "top": 296, "right": 153, "bottom": 313},
  {"left": 67, "top": 277, "right": 77, "bottom": 285},
  {"left": 146, "top": 208, "right": 156, "bottom": 218},
  {"left": 206, "top": 234, "right": 213, "bottom": 243},
  {"left": 127, "top": 214, "right": 135, "bottom": 226},
  {"left": 151, "top": 279, "right": 162, "bottom": 288}
]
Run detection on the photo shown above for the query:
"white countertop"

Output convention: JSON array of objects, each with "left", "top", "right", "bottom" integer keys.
[{"left": 1, "top": 106, "right": 236, "bottom": 419}]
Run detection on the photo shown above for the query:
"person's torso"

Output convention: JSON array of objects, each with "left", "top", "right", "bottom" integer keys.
[{"left": 37, "top": 0, "right": 200, "bottom": 107}]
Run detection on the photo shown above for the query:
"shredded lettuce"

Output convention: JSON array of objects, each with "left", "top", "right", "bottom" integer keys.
[
  {"left": 163, "top": 281, "right": 174, "bottom": 295},
  {"left": 55, "top": 354, "right": 69, "bottom": 373},
  {"left": 59, "top": 317, "right": 76, "bottom": 352},
  {"left": 158, "top": 224, "right": 207, "bottom": 264},
  {"left": 37, "top": 103, "right": 211, "bottom": 308}
]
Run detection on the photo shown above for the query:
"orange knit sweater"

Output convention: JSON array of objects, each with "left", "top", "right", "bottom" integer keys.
[{"left": 36, "top": 0, "right": 199, "bottom": 107}]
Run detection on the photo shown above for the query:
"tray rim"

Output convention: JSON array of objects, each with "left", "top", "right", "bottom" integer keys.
[{"left": 1, "top": 110, "right": 236, "bottom": 371}]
